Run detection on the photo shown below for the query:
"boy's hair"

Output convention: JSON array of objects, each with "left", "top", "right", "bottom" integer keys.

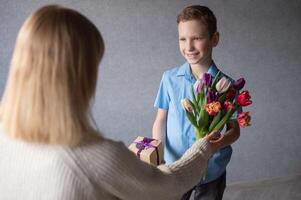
[
  {"left": 0, "top": 5, "right": 104, "bottom": 146},
  {"left": 177, "top": 5, "right": 217, "bottom": 37}
]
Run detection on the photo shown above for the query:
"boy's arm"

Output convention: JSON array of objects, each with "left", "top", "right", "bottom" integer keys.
[
  {"left": 211, "top": 120, "right": 240, "bottom": 149},
  {"left": 152, "top": 108, "right": 167, "bottom": 143}
]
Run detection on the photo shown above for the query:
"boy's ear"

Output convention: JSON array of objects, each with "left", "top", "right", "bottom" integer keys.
[{"left": 211, "top": 32, "right": 219, "bottom": 47}]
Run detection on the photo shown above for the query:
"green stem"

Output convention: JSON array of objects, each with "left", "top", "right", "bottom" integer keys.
[
  {"left": 212, "top": 109, "right": 235, "bottom": 131},
  {"left": 194, "top": 127, "right": 208, "bottom": 140}
]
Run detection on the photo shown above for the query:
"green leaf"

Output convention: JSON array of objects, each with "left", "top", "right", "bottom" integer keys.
[
  {"left": 209, "top": 111, "right": 222, "bottom": 132},
  {"left": 198, "top": 108, "right": 209, "bottom": 130},
  {"left": 201, "top": 94, "right": 208, "bottom": 126},
  {"left": 221, "top": 109, "right": 227, "bottom": 119},
  {"left": 190, "top": 102, "right": 197, "bottom": 116},
  {"left": 198, "top": 90, "right": 204, "bottom": 108},
  {"left": 213, "top": 109, "right": 235, "bottom": 131},
  {"left": 191, "top": 86, "right": 199, "bottom": 113},
  {"left": 218, "top": 92, "right": 227, "bottom": 105},
  {"left": 198, "top": 109, "right": 204, "bottom": 128},
  {"left": 211, "top": 70, "right": 221, "bottom": 89},
  {"left": 186, "top": 110, "right": 198, "bottom": 127},
  {"left": 203, "top": 109, "right": 209, "bottom": 130}
]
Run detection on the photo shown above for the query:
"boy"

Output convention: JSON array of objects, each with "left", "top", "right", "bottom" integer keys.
[{"left": 152, "top": 5, "right": 240, "bottom": 200}]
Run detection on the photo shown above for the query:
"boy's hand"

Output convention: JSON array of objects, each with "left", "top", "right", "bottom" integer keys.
[{"left": 205, "top": 131, "right": 224, "bottom": 153}]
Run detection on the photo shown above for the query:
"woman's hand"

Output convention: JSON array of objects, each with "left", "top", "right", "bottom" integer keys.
[{"left": 205, "top": 131, "right": 224, "bottom": 153}]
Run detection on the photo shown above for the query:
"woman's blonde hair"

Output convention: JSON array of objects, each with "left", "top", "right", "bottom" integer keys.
[{"left": 0, "top": 5, "right": 104, "bottom": 146}]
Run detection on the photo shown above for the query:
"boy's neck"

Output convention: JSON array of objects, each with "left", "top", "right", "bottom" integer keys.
[{"left": 190, "top": 59, "right": 213, "bottom": 79}]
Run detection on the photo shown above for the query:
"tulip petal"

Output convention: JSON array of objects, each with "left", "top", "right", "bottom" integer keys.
[{"left": 233, "top": 78, "right": 245, "bottom": 90}]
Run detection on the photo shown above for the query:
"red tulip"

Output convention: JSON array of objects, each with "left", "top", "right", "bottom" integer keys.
[
  {"left": 237, "top": 91, "right": 252, "bottom": 106},
  {"left": 237, "top": 112, "right": 251, "bottom": 127},
  {"left": 226, "top": 88, "right": 236, "bottom": 101},
  {"left": 223, "top": 100, "right": 235, "bottom": 111}
]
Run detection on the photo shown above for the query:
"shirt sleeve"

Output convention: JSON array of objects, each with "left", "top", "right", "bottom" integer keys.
[
  {"left": 154, "top": 72, "right": 170, "bottom": 110},
  {"left": 87, "top": 138, "right": 212, "bottom": 200}
]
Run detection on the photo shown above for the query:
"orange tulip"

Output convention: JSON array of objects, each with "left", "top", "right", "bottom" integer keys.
[
  {"left": 205, "top": 101, "right": 221, "bottom": 116},
  {"left": 237, "top": 112, "right": 251, "bottom": 127}
]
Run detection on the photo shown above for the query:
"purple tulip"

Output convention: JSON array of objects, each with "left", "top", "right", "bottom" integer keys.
[
  {"left": 201, "top": 73, "right": 212, "bottom": 87},
  {"left": 207, "top": 90, "right": 217, "bottom": 103},
  {"left": 233, "top": 78, "right": 245, "bottom": 90}
]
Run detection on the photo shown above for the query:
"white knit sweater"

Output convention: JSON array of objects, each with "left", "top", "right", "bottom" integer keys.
[{"left": 0, "top": 126, "right": 212, "bottom": 200}]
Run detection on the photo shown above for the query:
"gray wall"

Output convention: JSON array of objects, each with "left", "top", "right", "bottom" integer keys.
[{"left": 1, "top": 0, "right": 300, "bottom": 183}]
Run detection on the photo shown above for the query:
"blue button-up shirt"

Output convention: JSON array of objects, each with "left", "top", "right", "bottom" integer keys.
[{"left": 154, "top": 62, "right": 237, "bottom": 184}]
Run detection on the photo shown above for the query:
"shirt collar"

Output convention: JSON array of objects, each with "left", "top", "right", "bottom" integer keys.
[{"left": 176, "top": 62, "right": 219, "bottom": 81}]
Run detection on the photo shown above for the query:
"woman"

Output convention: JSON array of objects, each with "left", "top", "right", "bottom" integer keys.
[{"left": 0, "top": 5, "right": 222, "bottom": 200}]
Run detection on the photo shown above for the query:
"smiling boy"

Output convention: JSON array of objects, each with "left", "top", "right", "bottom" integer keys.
[{"left": 152, "top": 5, "right": 240, "bottom": 200}]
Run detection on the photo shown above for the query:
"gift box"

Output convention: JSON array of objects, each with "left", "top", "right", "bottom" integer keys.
[{"left": 128, "top": 136, "right": 163, "bottom": 166}]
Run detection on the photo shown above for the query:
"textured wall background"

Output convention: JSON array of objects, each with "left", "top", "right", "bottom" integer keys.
[{"left": 0, "top": 0, "right": 300, "bottom": 183}]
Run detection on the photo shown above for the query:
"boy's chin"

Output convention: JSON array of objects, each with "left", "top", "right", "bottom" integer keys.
[
  {"left": 184, "top": 56, "right": 201, "bottom": 63},
  {"left": 186, "top": 59, "right": 201, "bottom": 65}
]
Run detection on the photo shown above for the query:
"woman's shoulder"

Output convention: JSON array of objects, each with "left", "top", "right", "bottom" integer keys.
[
  {"left": 72, "top": 136, "right": 125, "bottom": 154},
  {"left": 69, "top": 137, "right": 134, "bottom": 180},
  {"left": 94, "top": 137, "right": 127, "bottom": 155},
  {"left": 72, "top": 136, "right": 129, "bottom": 162}
]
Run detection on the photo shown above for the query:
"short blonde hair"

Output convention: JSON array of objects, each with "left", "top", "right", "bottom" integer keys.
[{"left": 0, "top": 5, "right": 104, "bottom": 146}]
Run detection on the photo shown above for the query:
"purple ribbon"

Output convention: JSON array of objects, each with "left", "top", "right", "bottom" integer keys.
[{"left": 134, "top": 137, "right": 160, "bottom": 165}]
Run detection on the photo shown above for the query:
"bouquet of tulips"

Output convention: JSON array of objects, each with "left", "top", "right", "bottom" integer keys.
[{"left": 181, "top": 71, "right": 252, "bottom": 140}]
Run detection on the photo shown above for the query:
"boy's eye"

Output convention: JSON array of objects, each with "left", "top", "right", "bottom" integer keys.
[{"left": 194, "top": 37, "right": 203, "bottom": 40}]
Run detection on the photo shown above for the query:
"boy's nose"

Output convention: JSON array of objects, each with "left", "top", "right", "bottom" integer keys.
[{"left": 186, "top": 40, "right": 194, "bottom": 51}]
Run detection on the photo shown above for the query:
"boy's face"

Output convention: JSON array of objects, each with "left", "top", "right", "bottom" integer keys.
[{"left": 178, "top": 20, "right": 219, "bottom": 67}]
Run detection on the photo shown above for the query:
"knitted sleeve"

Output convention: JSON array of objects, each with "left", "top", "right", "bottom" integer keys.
[{"left": 81, "top": 137, "right": 212, "bottom": 200}]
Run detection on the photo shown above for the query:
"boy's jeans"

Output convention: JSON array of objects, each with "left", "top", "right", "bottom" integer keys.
[{"left": 181, "top": 172, "right": 226, "bottom": 200}]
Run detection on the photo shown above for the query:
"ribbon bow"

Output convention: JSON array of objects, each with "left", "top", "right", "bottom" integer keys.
[{"left": 134, "top": 137, "right": 160, "bottom": 165}]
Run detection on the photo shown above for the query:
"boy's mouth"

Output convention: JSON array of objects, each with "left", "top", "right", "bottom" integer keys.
[{"left": 186, "top": 53, "right": 199, "bottom": 58}]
